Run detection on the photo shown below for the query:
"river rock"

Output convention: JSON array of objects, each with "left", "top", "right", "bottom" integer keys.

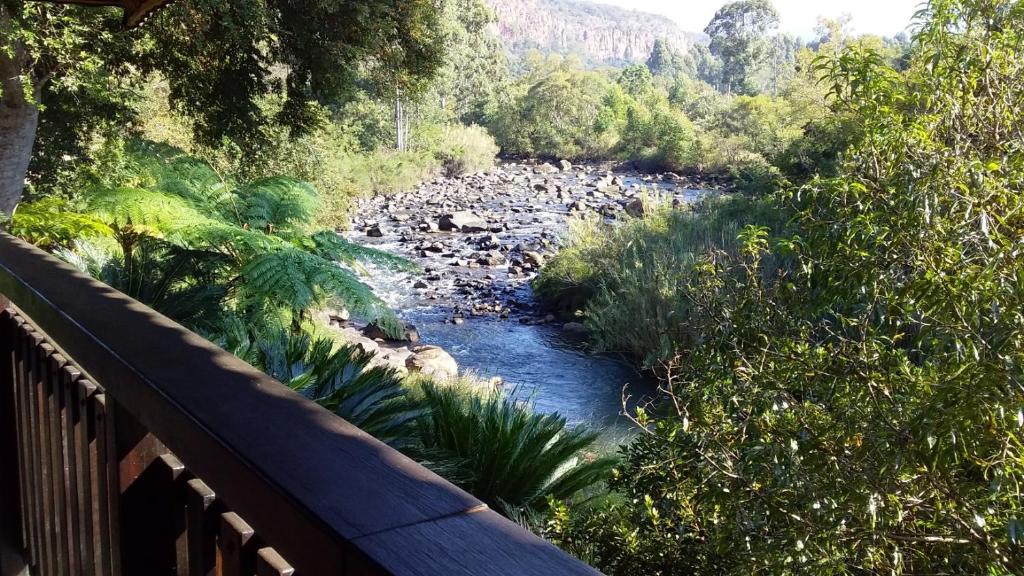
[
  {"left": 406, "top": 345, "right": 459, "bottom": 380},
  {"left": 523, "top": 251, "right": 545, "bottom": 267},
  {"left": 558, "top": 159, "right": 572, "bottom": 171},
  {"left": 534, "top": 162, "right": 558, "bottom": 174},
  {"left": 624, "top": 197, "right": 649, "bottom": 218},
  {"left": 439, "top": 211, "right": 487, "bottom": 233},
  {"left": 365, "top": 224, "right": 384, "bottom": 237},
  {"left": 363, "top": 322, "right": 419, "bottom": 343},
  {"left": 562, "top": 322, "right": 589, "bottom": 336}
]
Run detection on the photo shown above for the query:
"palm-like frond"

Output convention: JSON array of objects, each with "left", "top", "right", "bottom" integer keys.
[
  {"left": 412, "top": 382, "right": 617, "bottom": 516},
  {"left": 250, "top": 331, "right": 423, "bottom": 446}
]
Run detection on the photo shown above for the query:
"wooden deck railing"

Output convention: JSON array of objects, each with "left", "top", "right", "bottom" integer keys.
[{"left": 0, "top": 232, "right": 600, "bottom": 576}]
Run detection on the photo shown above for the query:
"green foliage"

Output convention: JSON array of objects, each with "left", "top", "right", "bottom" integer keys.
[
  {"left": 704, "top": 0, "right": 781, "bottom": 94},
  {"left": 409, "top": 380, "right": 617, "bottom": 517},
  {"left": 234, "top": 330, "right": 423, "bottom": 447},
  {"left": 488, "top": 55, "right": 613, "bottom": 159},
  {"left": 8, "top": 197, "right": 112, "bottom": 249},
  {"left": 547, "top": 1, "right": 1024, "bottom": 573},
  {"left": 14, "top": 140, "right": 410, "bottom": 337},
  {"left": 536, "top": 196, "right": 782, "bottom": 368}
]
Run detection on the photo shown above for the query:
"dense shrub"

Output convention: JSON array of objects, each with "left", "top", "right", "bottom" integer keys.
[
  {"left": 535, "top": 195, "right": 781, "bottom": 368},
  {"left": 545, "top": 1, "right": 1024, "bottom": 573}
]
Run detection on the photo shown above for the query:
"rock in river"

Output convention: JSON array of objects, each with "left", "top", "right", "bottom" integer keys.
[
  {"left": 406, "top": 345, "right": 459, "bottom": 380},
  {"left": 439, "top": 211, "right": 487, "bottom": 233}
]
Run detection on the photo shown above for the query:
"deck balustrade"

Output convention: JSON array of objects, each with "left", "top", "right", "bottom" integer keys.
[{"left": 0, "top": 232, "right": 599, "bottom": 576}]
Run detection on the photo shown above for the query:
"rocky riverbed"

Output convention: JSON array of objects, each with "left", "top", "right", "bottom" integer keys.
[{"left": 331, "top": 161, "right": 723, "bottom": 426}]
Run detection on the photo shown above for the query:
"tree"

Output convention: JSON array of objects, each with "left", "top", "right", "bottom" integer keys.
[
  {"left": 645, "top": 39, "right": 676, "bottom": 77},
  {"left": 0, "top": 0, "right": 446, "bottom": 217},
  {"left": 703, "top": 0, "right": 780, "bottom": 94}
]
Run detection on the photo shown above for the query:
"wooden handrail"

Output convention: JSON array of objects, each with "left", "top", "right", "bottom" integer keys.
[{"left": 0, "top": 232, "right": 600, "bottom": 576}]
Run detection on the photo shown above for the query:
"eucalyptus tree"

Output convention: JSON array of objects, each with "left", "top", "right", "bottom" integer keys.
[
  {"left": 703, "top": 0, "right": 780, "bottom": 94},
  {"left": 0, "top": 0, "right": 445, "bottom": 217}
]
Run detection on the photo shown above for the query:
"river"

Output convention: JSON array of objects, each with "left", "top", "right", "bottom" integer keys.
[{"left": 344, "top": 161, "right": 718, "bottom": 430}]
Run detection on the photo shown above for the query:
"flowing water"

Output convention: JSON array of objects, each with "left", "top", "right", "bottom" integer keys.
[{"left": 346, "top": 162, "right": 718, "bottom": 430}]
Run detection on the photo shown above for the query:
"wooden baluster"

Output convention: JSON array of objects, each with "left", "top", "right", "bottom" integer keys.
[
  {"left": 31, "top": 334, "right": 56, "bottom": 576},
  {"left": 62, "top": 364, "right": 84, "bottom": 576},
  {"left": 93, "top": 393, "right": 121, "bottom": 576},
  {"left": 15, "top": 324, "right": 40, "bottom": 570},
  {"left": 155, "top": 454, "right": 188, "bottom": 576},
  {"left": 8, "top": 315, "right": 31, "bottom": 561},
  {"left": 185, "top": 479, "right": 218, "bottom": 576},
  {"left": 217, "top": 513, "right": 256, "bottom": 576},
  {"left": 47, "top": 352, "right": 71, "bottom": 576},
  {"left": 256, "top": 548, "right": 294, "bottom": 576},
  {"left": 76, "top": 380, "right": 98, "bottom": 576},
  {"left": 118, "top": 450, "right": 186, "bottom": 576}
]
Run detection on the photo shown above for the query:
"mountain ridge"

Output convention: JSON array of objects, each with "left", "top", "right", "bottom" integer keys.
[{"left": 483, "top": 0, "right": 705, "bottom": 66}]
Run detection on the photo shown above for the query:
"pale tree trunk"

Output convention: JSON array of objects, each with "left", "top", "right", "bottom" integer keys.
[
  {"left": 0, "top": 100, "right": 39, "bottom": 218},
  {"left": 0, "top": 5, "right": 39, "bottom": 218},
  {"left": 394, "top": 89, "right": 406, "bottom": 152}
]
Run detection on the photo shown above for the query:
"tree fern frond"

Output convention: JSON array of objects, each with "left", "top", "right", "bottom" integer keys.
[
  {"left": 310, "top": 230, "right": 420, "bottom": 273},
  {"left": 235, "top": 177, "right": 319, "bottom": 232},
  {"left": 240, "top": 247, "right": 402, "bottom": 336}
]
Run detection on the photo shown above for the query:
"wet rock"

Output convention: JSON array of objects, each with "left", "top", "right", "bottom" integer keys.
[
  {"left": 523, "top": 251, "right": 545, "bottom": 267},
  {"left": 413, "top": 280, "right": 429, "bottom": 289},
  {"left": 406, "top": 345, "right": 459, "bottom": 380},
  {"left": 366, "top": 224, "right": 385, "bottom": 237},
  {"left": 439, "top": 211, "right": 488, "bottom": 233},
  {"left": 562, "top": 322, "right": 589, "bottom": 336},
  {"left": 478, "top": 251, "right": 506, "bottom": 266}
]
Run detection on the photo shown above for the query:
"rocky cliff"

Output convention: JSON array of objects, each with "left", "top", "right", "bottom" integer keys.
[{"left": 483, "top": 0, "right": 702, "bottom": 65}]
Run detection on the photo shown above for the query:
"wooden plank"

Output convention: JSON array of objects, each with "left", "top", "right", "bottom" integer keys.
[
  {"left": 61, "top": 364, "right": 85, "bottom": 576},
  {"left": 217, "top": 513, "right": 256, "bottom": 576},
  {"left": 31, "top": 335, "right": 57, "bottom": 576},
  {"left": 15, "top": 324, "right": 40, "bottom": 569},
  {"left": 7, "top": 314, "right": 30, "bottom": 555},
  {"left": 350, "top": 509, "right": 603, "bottom": 576},
  {"left": 155, "top": 454, "right": 189, "bottom": 576},
  {"left": 92, "top": 393, "right": 120, "bottom": 576},
  {"left": 256, "top": 548, "right": 294, "bottom": 576},
  {"left": 76, "top": 380, "right": 99, "bottom": 576},
  {"left": 46, "top": 352, "right": 70, "bottom": 576},
  {"left": 185, "top": 479, "right": 218, "bottom": 576}
]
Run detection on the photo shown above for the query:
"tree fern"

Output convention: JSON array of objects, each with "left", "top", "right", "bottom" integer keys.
[
  {"left": 235, "top": 176, "right": 319, "bottom": 233},
  {"left": 240, "top": 247, "right": 403, "bottom": 336},
  {"left": 16, "top": 139, "right": 408, "bottom": 338}
]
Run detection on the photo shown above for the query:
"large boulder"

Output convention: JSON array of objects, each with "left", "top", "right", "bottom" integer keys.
[
  {"left": 558, "top": 159, "right": 572, "bottom": 171},
  {"left": 439, "top": 211, "right": 487, "bottom": 233},
  {"left": 405, "top": 345, "right": 459, "bottom": 380}
]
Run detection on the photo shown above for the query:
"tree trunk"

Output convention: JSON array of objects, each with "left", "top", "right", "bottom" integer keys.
[
  {"left": 394, "top": 90, "right": 406, "bottom": 152},
  {"left": 0, "top": 5, "right": 38, "bottom": 218},
  {"left": 0, "top": 99, "right": 39, "bottom": 218}
]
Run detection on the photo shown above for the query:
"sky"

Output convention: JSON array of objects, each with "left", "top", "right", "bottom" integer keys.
[{"left": 597, "top": 0, "right": 922, "bottom": 39}]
